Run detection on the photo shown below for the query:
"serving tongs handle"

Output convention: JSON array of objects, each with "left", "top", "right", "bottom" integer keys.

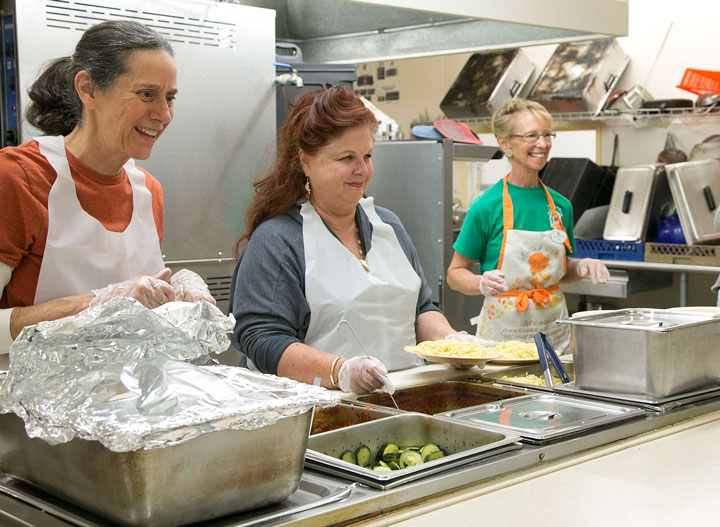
[{"left": 533, "top": 332, "right": 571, "bottom": 387}]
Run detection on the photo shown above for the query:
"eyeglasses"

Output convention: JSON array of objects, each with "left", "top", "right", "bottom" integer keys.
[{"left": 510, "top": 131, "right": 557, "bottom": 142}]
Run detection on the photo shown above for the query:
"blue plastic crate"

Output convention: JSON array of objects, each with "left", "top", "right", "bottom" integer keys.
[{"left": 574, "top": 239, "right": 645, "bottom": 261}]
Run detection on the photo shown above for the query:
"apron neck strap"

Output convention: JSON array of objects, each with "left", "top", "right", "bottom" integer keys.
[{"left": 502, "top": 175, "right": 572, "bottom": 252}]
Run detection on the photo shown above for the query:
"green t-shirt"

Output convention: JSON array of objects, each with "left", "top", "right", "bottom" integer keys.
[{"left": 453, "top": 179, "right": 576, "bottom": 274}]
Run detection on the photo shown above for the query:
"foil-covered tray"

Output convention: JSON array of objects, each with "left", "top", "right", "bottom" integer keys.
[
  {"left": 439, "top": 393, "right": 644, "bottom": 443},
  {"left": 305, "top": 413, "right": 521, "bottom": 489}
]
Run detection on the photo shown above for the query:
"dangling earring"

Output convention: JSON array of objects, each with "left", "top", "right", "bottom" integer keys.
[
  {"left": 305, "top": 177, "right": 311, "bottom": 200},
  {"left": 505, "top": 149, "right": 513, "bottom": 158}
]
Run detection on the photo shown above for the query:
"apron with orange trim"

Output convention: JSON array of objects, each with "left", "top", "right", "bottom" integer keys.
[{"left": 475, "top": 176, "right": 571, "bottom": 353}]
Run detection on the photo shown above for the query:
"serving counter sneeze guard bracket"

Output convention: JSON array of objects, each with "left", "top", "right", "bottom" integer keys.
[
  {"left": 438, "top": 393, "right": 645, "bottom": 443},
  {"left": 305, "top": 413, "right": 521, "bottom": 490}
]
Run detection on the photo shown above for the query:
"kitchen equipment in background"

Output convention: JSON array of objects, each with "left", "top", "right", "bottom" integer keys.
[
  {"left": 439, "top": 49, "right": 534, "bottom": 118},
  {"left": 433, "top": 119, "right": 483, "bottom": 145},
  {"left": 0, "top": 409, "right": 314, "bottom": 527},
  {"left": 605, "top": 85, "right": 653, "bottom": 111},
  {"left": 689, "top": 135, "right": 720, "bottom": 161},
  {"left": 656, "top": 212, "right": 686, "bottom": 244},
  {"left": 696, "top": 92, "right": 720, "bottom": 110},
  {"left": 676, "top": 68, "right": 720, "bottom": 97},
  {"left": 276, "top": 44, "right": 357, "bottom": 131},
  {"left": 528, "top": 38, "right": 629, "bottom": 114},
  {"left": 439, "top": 393, "right": 644, "bottom": 443},
  {"left": 573, "top": 205, "right": 609, "bottom": 239},
  {"left": 411, "top": 125, "right": 444, "bottom": 140},
  {"left": 657, "top": 132, "right": 688, "bottom": 164},
  {"left": 640, "top": 98, "right": 693, "bottom": 111},
  {"left": 665, "top": 159, "right": 720, "bottom": 244},
  {"left": 540, "top": 157, "right": 615, "bottom": 225},
  {"left": 305, "top": 413, "right": 521, "bottom": 490},
  {"left": 603, "top": 164, "right": 673, "bottom": 242},
  {"left": 557, "top": 308, "right": 720, "bottom": 398}
]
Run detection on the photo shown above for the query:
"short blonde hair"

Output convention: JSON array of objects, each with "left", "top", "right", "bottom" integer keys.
[{"left": 492, "top": 99, "right": 553, "bottom": 138}]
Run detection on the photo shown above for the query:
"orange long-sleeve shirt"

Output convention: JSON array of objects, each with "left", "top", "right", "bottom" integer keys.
[{"left": 0, "top": 140, "right": 164, "bottom": 308}]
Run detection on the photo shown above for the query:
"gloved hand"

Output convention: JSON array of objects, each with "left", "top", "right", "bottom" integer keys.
[
  {"left": 337, "top": 356, "right": 394, "bottom": 394},
  {"left": 446, "top": 331, "right": 496, "bottom": 369},
  {"left": 446, "top": 331, "right": 495, "bottom": 347},
  {"left": 577, "top": 258, "right": 610, "bottom": 284},
  {"left": 479, "top": 269, "right": 508, "bottom": 297},
  {"left": 89, "top": 268, "right": 175, "bottom": 309},
  {"left": 170, "top": 269, "right": 216, "bottom": 304}
]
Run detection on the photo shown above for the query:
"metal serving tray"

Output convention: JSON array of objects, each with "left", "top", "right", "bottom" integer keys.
[
  {"left": 665, "top": 159, "right": 720, "bottom": 244},
  {"left": 557, "top": 308, "right": 720, "bottom": 398},
  {"left": 0, "top": 410, "right": 312, "bottom": 527},
  {"left": 439, "top": 393, "right": 644, "bottom": 442},
  {"left": 346, "top": 381, "right": 527, "bottom": 414},
  {"left": 553, "top": 381, "right": 720, "bottom": 413},
  {"left": 311, "top": 403, "right": 400, "bottom": 435},
  {"left": 440, "top": 49, "right": 534, "bottom": 118},
  {"left": 476, "top": 363, "right": 575, "bottom": 392},
  {"left": 305, "top": 414, "right": 521, "bottom": 489},
  {"left": 0, "top": 472, "right": 352, "bottom": 527},
  {"left": 603, "top": 164, "right": 672, "bottom": 242},
  {"left": 529, "top": 38, "right": 629, "bottom": 114}
]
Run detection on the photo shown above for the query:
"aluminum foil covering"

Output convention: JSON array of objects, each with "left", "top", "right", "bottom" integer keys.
[{"left": 0, "top": 298, "right": 338, "bottom": 452}]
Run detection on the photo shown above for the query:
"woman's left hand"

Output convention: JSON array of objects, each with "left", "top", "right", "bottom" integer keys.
[{"left": 577, "top": 258, "right": 610, "bottom": 284}]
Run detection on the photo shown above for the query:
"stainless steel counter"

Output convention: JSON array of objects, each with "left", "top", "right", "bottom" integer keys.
[{"left": 3, "top": 365, "right": 720, "bottom": 527}]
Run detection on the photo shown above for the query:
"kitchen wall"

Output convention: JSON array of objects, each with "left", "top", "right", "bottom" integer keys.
[{"left": 358, "top": 0, "right": 720, "bottom": 309}]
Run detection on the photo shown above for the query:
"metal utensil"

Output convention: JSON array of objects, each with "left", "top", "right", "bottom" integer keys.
[
  {"left": 339, "top": 320, "right": 400, "bottom": 410},
  {"left": 533, "top": 332, "right": 571, "bottom": 387}
]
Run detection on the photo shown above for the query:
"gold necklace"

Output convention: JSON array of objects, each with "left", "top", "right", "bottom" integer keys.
[{"left": 355, "top": 227, "right": 370, "bottom": 272}]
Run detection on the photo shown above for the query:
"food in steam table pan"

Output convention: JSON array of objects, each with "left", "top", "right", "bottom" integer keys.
[{"left": 338, "top": 442, "right": 446, "bottom": 471}]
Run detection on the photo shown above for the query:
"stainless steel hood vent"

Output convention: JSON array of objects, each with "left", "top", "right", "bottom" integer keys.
[{"left": 216, "top": 0, "right": 628, "bottom": 63}]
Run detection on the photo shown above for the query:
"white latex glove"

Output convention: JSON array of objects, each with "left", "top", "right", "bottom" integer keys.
[
  {"left": 445, "top": 331, "right": 496, "bottom": 369},
  {"left": 577, "top": 258, "right": 611, "bottom": 284},
  {"left": 337, "top": 356, "right": 394, "bottom": 394},
  {"left": 479, "top": 269, "right": 508, "bottom": 297},
  {"left": 170, "top": 269, "right": 216, "bottom": 304},
  {"left": 89, "top": 268, "right": 175, "bottom": 309}
]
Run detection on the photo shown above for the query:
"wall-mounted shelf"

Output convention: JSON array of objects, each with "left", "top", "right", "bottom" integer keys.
[{"left": 458, "top": 107, "right": 720, "bottom": 129}]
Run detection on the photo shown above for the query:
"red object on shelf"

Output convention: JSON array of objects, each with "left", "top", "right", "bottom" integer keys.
[
  {"left": 432, "top": 119, "right": 483, "bottom": 145},
  {"left": 677, "top": 68, "right": 720, "bottom": 96}
]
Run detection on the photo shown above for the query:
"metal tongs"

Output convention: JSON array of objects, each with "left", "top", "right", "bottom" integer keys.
[{"left": 533, "top": 332, "right": 571, "bottom": 388}]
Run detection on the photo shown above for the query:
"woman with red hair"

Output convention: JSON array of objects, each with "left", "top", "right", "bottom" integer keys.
[{"left": 229, "top": 86, "right": 458, "bottom": 393}]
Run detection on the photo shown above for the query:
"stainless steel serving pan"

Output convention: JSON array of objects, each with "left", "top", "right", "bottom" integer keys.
[
  {"left": 665, "top": 159, "right": 720, "bottom": 244},
  {"left": 305, "top": 413, "right": 521, "bottom": 489},
  {"left": 0, "top": 410, "right": 312, "bottom": 527},
  {"left": 439, "top": 393, "right": 644, "bottom": 442},
  {"left": 476, "top": 362, "right": 575, "bottom": 392},
  {"left": 557, "top": 308, "right": 720, "bottom": 398},
  {"left": 344, "top": 380, "right": 527, "bottom": 414}
]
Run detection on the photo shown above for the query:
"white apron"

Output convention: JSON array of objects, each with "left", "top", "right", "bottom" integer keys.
[
  {"left": 475, "top": 176, "right": 572, "bottom": 353},
  {"left": 33, "top": 135, "right": 164, "bottom": 304},
  {"left": 301, "top": 197, "right": 423, "bottom": 371}
]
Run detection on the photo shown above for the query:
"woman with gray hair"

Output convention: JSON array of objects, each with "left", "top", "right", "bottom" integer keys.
[
  {"left": 447, "top": 98, "right": 609, "bottom": 352},
  {"left": 0, "top": 20, "right": 213, "bottom": 364}
]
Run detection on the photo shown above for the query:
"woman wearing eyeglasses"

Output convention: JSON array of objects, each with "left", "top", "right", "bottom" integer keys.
[{"left": 447, "top": 98, "right": 609, "bottom": 352}]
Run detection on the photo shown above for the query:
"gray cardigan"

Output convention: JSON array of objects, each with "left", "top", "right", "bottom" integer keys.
[{"left": 228, "top": 203, "right": 439, "bottom": 373}]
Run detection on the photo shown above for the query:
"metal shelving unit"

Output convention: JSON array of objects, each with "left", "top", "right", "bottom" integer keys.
[{"left": 457, "top": 107, "right": 720, "bottom": 128}]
